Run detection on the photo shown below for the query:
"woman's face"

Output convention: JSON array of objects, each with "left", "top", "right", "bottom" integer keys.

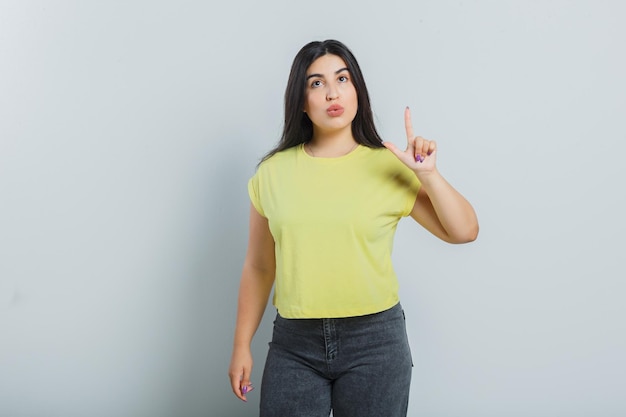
[{"left": 303, "top": 54, "right": 358, "bottom": 137}]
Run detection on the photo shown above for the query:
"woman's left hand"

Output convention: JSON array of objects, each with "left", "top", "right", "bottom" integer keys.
[{"left": 383, "top": 107, "right": 437, "bottom": 177}]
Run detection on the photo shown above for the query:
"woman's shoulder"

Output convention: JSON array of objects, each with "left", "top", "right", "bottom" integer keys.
[
  {"left": 256, "top": 145, "right": 301, "bottom": 171},
  {"left": 362, "top": 145, "right": 419, "bottom": 182},
  {"left": 361, "top": 144, "right": 403, "bottom": 165}
]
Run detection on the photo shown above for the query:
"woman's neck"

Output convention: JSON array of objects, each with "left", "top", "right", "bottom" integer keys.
[
  {"left": 306, "top": 138, "right": 358, "bottom": 158},
  {"left": 307, "top": 129, "right": 357, "bottom": 158}
]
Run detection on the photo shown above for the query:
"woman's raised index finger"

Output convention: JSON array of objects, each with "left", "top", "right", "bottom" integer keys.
[{"left": 404, "top": 106, "right": 414, "bottom": 142}]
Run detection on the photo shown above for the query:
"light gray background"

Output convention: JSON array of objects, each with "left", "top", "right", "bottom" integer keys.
[{"left": 1, "top": 1, "right": 624, "bottom": 416}]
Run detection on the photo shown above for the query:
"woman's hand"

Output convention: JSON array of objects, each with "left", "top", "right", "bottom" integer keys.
[
  {"left": 383, "top": 107, "right": 437, "bottom": 178},
  {"left": 228, "top": 345, "right": 254, "bottom": 402}
]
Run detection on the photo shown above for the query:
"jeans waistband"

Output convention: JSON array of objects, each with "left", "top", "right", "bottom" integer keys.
[{"left": 275, "top": 302, "right": 403, "bottom": 328}]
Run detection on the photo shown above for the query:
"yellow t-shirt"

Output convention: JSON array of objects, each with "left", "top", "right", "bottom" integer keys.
[{"left": 248, "top": 143, "right": 421, "bottom": 318}]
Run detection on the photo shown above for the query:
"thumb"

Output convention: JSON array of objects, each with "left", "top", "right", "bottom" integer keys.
[
  {"left": 383, "top": 141, "right": 413, "bottom": 165},
  {"left": 383, "top": 141, "right": 402, "bottom": 157},
  {"left": 240, "top": 366, "right": 253, "bottom": 398}
]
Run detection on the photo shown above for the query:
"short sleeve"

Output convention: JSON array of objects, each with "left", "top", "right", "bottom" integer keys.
[
  {"left": 397, "top": 163, "right": 422, "bottom": 217},
  {"left": 247, "top": 172, "right": 266, "bottom": 217}
]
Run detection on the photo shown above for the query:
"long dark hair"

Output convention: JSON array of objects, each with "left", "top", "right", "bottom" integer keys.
[{"left": 260, "top": 40, "right": 384, "bottom": 163}]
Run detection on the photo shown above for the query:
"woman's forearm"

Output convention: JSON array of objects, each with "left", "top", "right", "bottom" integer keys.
[
  {"left": 232, "top": 264, "right": 275, "bottom": 348},
  {"left": 417, "top": 169, "right": 479, "bottom": 243}
]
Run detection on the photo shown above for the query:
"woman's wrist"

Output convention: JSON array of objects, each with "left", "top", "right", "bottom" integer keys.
[{"left": 413, "top": 167, "right": 441, "bottom": 188}]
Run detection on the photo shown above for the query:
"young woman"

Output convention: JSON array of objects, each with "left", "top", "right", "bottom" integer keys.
[{"left": 228, "top": 39, "right": 478, "bottom": 417}]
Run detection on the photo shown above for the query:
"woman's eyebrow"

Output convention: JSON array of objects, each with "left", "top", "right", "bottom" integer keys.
[{"left": 305, "top": 67, "right": 350, "bottom": 81}]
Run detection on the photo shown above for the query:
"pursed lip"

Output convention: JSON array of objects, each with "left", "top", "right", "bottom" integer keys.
[{"left": 326, "top": 104, "right": 344, "bottom": 116}]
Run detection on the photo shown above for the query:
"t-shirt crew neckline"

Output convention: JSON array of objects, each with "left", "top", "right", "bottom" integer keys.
[{"left": 299, "top": 142, "right": 364, "bottom": 161}]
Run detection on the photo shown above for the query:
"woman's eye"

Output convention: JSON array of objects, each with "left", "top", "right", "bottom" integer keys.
[
  {"left": 338, "top": 75, "right": 348, "bottom": 82},
  {"left": 311, "top": 80, "right": 322, "bottom": 88}
]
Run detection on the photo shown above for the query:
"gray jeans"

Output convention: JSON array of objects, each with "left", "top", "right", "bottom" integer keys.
[{"left": 260, "top": 303, "right": 413, "bottom": 417}]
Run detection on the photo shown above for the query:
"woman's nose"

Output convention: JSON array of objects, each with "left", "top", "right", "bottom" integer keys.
[{"left": 326, "top": 86, "right": 339, "bottom": 101}]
